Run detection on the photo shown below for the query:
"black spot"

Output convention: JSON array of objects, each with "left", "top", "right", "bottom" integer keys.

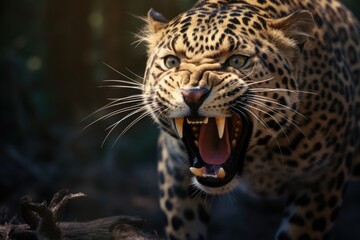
[
  {"left": 257, "top": 16, "right": 267, "bottom": 29},
  {"left": 255, "top": 39, "right": 263, "bottom": 47},
  {"left": 198, "top": 204, "right": 210, "bottom": 224},
  {"left": 348, "top": 45, "right": 358, "bottom": 64},
  {"left": 268, "top": 63, "right": 276, "bottom": 73},
  {"left": 180, "top": 16, "right": 192, "bottom": 24},
  {"left": 252, "top": 22, "right": 262, "bottom": 30},
  {"left": 165, "top": 199, "right": 173, "bottom": 211},
  {"left": 159, "top": 171, "right": 165, "bottom": 185},
  {"left": 257, "top": 135, "right": 272, "bottom": 145},
  {"left": 313, "top": 13, "right": 323, "bottom": 27},
  {"left": 266, "top": 120, "right": 281, "bottom": 131},
  {"left": 229, "top": 17, "right": 240, "bottom": 25},
  {"left": 171, "top": 216, "right": 184, "bottom": 231},
  {"left": 242, "top": 17, "right": 250, "bottom": 25},
  {"left": 278, "top": 68, "right": 284, "bottom": 75},
  {"left": 312, "top": 217, "right": 327, "bottom": 232},
  {"left": 227, "top": 23, "right": 237, "bottom": 30},
  {"left": 289, "top": 214, "right": 305, "bottom": 226}
]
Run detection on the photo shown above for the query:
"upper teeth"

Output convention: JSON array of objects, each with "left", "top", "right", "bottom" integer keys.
[
  {"left": 186, "top": 117, "right": 208, "bottom": 124},
  {"left": 174, "top": 117, "right": 226, "bottom": 139}
]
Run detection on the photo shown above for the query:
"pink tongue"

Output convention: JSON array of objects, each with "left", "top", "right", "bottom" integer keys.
[{"left": 199, "top": 118, "right": 231, "bottom": 165}]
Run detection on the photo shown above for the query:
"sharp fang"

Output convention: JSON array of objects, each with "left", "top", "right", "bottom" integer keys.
[
  {"left": 203, "top": 117, "right": 209, "bottom": 124},
  {"left": 215, "top": 117, "right": 226, "bottom": 139},
  {"left": 175, "top": 118, "right": 184, "bottom": 138},
  {"left": 190, "top": 167, "right": 205, "bottom": 177},
  {"left": 217, "top": 167, "right": 226, "bottom": 179}
]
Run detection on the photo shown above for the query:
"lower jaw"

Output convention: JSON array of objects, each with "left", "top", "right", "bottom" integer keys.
[{"left": 182, "top": 114, "right": 253, "bottom": 189}]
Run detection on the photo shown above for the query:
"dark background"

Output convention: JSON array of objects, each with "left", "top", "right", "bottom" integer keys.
[{"left": 1, "top": 0, "right": 360, "bottom": 239}]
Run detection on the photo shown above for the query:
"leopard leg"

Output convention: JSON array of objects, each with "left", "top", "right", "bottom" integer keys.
[
  {"left": 275, "top": 169, "right": 347, "bottom": 240},
  {"left": 158, "top": 132, "right": 210, "bottom": 240}
]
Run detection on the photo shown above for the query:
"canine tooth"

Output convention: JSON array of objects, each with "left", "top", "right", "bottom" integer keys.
[
  {"left": 190, "top": 167, "right": 205, "bottom": 177},
  {"left": 175, "top": 118, "right": 184, "bottom": 138},
  {"left": 217, "top": 167, "right": 226, "bottom": 179},
  {"left": 215, "top": 117, "right": 226, "bottom": 139},
  {"left": 194, "top": 140, "right": 199, "bottom": 147}
]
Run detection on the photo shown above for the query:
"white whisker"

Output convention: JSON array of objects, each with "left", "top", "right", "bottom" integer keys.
[
  {"left": 246, "top": 94, "right": 308, "bottom": 121},
  {"left": 102, "top": 79, "right": 143, "bottom": 87},
  {"left": 249, "top": 88, "right": 317, "bottom": 95},
  {"left": 126, "top": 67, "right": 145, "bottom": 81},
  {"left": 245, "top": 76, "right": 275, "bottom": 86},
  {"left": 112, "top": 110, "right": 158, "bottom": 147},
  {"left": 98, "top": 85, "right": 143, "bottom": 91},
  {"left": 233, "top": 104, "right": 284, "bottom": 166},
  {"left": 102, "top": 62, "right": 142, "bottom": 84},
  {"left": 248, "top": 98, "right": 307, "bottom": 140},
  {"left": 102, "top": 105, "right": 149, "bottom": 147},
  {"left": 242, "top": 101, "right": 290, "bottom": 144}
]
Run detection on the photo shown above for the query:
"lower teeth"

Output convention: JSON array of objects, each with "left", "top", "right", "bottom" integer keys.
[{"left": 189, "top": 167, "right": 226, "bottom": 179}]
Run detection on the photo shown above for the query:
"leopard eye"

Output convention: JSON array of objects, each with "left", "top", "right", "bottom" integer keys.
[
  {"left": 226, "top": 54, "right": 248, "bottom": 69},
  {"left": 164, "top": 55, "right": 180, "bottom": 69}
]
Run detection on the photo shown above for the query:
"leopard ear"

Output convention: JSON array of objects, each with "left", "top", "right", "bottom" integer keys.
[
  {"left": 147, "top": 8, "right": 168, "bottom": 33},
  {"left": 268, "top": 10, "right": 315, "bottom": 47}
]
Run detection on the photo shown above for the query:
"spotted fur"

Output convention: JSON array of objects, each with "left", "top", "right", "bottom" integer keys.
[{"left": 140, "top": 0, "right": 360, "bottom": 239}]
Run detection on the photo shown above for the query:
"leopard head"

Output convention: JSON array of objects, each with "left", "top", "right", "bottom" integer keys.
[{"left": 141, "top": 0, "right": 314, "bottom": 193}]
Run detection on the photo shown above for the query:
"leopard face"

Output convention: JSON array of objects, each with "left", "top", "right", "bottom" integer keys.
[{"left": 142, "top": 2, "right": 314, "bottom": 193}]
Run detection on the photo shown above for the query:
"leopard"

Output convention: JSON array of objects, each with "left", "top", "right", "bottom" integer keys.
[{"left": 138, "top": 0, "right": 360, "bottom": 239}]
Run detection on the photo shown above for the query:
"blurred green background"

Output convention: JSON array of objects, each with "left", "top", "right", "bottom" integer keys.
[{"left": 1, "top": 0, "right": 360, "bottom": 238}]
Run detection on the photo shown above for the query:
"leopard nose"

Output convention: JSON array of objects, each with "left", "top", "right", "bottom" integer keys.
[{"left": 181, "top": 88, "right": 210, "bottom": 113}]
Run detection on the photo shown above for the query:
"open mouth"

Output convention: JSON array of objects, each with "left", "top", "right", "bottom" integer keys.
[{"left": 173, "top": 114, "right": 252, "bottom": 188}]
